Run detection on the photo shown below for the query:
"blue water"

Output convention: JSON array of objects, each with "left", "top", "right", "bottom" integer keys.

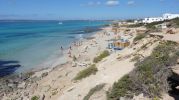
[{"left": 0, "top": 20, "right": 109, "bottom": 76}]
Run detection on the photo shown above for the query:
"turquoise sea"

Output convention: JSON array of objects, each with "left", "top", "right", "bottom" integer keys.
[{"left": 0, "top": 20, "right": 110, "bottom": 77}]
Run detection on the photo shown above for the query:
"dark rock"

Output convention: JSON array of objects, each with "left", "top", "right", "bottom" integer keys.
[
  {"left": 42, "top": 94, "right": 45, "bottom": 100},
  {"left": 41, "top": 72, "right": 48, "bottom": 78}
]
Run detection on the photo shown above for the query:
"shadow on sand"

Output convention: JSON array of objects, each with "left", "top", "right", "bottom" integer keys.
[
  {"left": 0, "top": 60, "right": 21, "bottom": 77},
  {"left": 168, "top": 73, "right": 179, "bottom": 100}
]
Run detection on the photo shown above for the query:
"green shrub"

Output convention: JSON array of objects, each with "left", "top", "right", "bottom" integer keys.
[
  {"left": 74, "top": 64, "right": 98, "bottom": 80},
  {"left": 93, "top": 50, "right": 110, "bottom": 63},
  {"left": 31, "top": 96, "right": 39, "bottom": 100},
  {"left": 107, "top": 75, "right": 134, "bottom": 100},
  {"left": 107, "top": 41, "right": 179, "bottom": 99},
  {"left": 83, "top": 84, "right": 105, "bottom": 100},
  {"left": 133, "top": 33, "right": 147, "bottom": 42},
  {"left": 171, "top": 18, "right": 179, "bottom": 27}
]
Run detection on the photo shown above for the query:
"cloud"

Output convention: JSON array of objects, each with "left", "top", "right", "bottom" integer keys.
[
  {"left": 81, "top": 1, "right": 101, "bottom": 7},
  {"left": 106, "top": 0, "right": 119, "bottom": 6},
  {"left": 127, "top": 1, "right": 135, "bottom": 5},
  {"left": 81, "top": 0, "right": 119, "bottom": 7}
]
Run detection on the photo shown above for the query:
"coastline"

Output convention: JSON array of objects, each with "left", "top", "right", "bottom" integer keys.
[
  {"left": 0, "top": 25, "right": 113, "bottom": 99},
  {"left": 1, "top": 20, "right": 179, "bottom": 99},
  {"left": 0, "top": 20, "right": 110, "bottom": 76},
  {"left": 2, "top": 22, "right": 137, "bottom": 99},
  {"left": 23, "top": 26, "right": 109, "bottom": 74}
]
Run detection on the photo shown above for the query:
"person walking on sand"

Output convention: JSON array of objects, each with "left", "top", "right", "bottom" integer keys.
[{"left": 70, "top": 46, "right": 72, "bottom": 50}]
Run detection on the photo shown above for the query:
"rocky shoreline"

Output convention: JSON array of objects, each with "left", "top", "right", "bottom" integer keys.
[{"left": 0, "top": 68, "right": 44, "bottom": 99}]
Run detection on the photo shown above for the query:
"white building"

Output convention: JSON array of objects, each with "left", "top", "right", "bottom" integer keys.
[
  {"left": 142, "top": 13, "right": 179, "bottom": 23},
  {"left": 143, "top": 17, "right": 164, "bottom": 23},
  {"left": 163, "top": 13, "right": 179, "bottom": 20}
]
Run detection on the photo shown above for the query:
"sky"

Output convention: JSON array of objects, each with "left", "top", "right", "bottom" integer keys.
[{"left": 0, "top": 0, "right": 179, "bottom": 20}]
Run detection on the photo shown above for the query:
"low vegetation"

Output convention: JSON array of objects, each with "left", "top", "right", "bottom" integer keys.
[
  {"left": 144, "top": 18, "right": 179, "bottom": 29},
  {"left": 74, "top": 64, "right": 98, "bottom": 80},
  {"left": 169, "top": 18, "right": 179, "bottom": 28},
  {"left": 31, "top": 96, "right": 39, "bottom": 100},
  {"left": 93, "top": 50, "right": 110, "bottom": 63},
  {"left": 107, "top": 75, "right": 133, "bottom": 100},
  {"left": 130, "top": 55, "right": 141, "bottom": 62},
  {"left": 83, "top": 83, "right": 105, "bottom": 100},
  {"left": 125, "top": 19, "right": 135, "bottom": 22},
  {"left": 145, "top": 21, "right": 166, "bottom": 29},
  {"left": 107, "top": 41, "right": 179, "bottom": 99},
  {"left": 133, "top": 33, "right": 147, "bottom": 42},
  {"left": 127, "top": 23, "right": 144, "bottom": 28}
]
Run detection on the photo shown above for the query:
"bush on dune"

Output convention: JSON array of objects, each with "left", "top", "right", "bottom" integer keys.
[
  {"left": 107, "top": 41, "right": 179, "bottom": 99},
  {"left": 83, "top": 83, "right": 105, "bottom": 100},
  {"left": 170, "top": 18, "right": 179, "bottom": 28},
  {"left": 107, "top": 75, "right": 134, "bottom": 100},
  {"left": 74, "top": 64, "right": 98, "bottom": 80},
  {"left": 93, "top": 50, "right": 110, "bottom": 63},
  {"left": 31, "top": 96, "right": 39, "bottom": 100}
]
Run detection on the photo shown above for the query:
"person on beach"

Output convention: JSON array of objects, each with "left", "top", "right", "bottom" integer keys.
[
  {"left": 60, "top": 46, "right": 64, "bottom": 54},
  {"left": 61, "top": 46, "right": 63, "bottom": 51}
]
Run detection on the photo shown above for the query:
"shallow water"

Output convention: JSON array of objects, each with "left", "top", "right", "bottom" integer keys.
[{"left": 0, "top": 20, "right": 109, "bottom": 75}]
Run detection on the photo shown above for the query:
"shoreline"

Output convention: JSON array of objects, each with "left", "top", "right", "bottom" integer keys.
[
  {"left": 1, "top": 24, "right": 153, "bottom": 100},
  {"left": 0, "top": 25, "right": 108, "bottom": 77},
  {"left": 0, "top": 20, "right": 110, "bottom": 77},
  {"left": 0, "top": 25, "right": 115, "bottom": 99},
  {"left": 1, "top": 18, "right": 179, "bottom": 100}
]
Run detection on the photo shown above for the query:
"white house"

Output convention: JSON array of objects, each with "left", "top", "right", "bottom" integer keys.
[
  {"left": 143, "top": 17, "right": 164, "bottom": 23},
  {"left": 142, "top": 13, "right": 179, "bottom": 23},
  {"left": 163, "top": 13, "right": 179, "bottom": 20}
]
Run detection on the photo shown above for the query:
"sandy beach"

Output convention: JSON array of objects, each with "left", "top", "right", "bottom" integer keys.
[
  {"left": 1, "top": 1, "right": 179, "bottom": 99},
  {"left": 1, "top": 22, "right": 179, "bottom": 100}
]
